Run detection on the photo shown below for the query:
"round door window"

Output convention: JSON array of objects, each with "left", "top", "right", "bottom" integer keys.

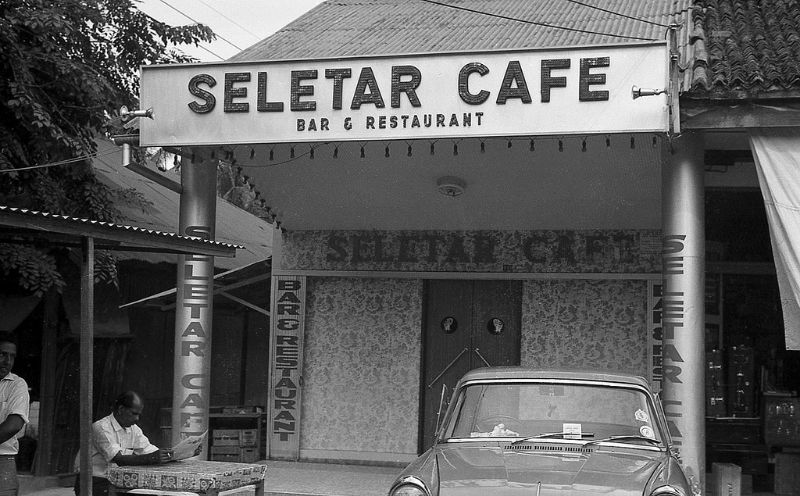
[{"left": 487, "top": 318, "right": 504, "bottom": 335}]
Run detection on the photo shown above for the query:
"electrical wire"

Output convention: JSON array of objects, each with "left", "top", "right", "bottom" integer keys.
[
  {"left": 417, "top": 0, "right": 658, "bottom": 41},
  {"left": 192, "top": 44, "right": 226, "bottom": 61},
  {"left": 142, "top": 12, "right": 227, "bottom": 60},
  {"left": 158, "top": 0, "right": 243, "bottom": 51},
  {"left": 0, "top": 149, "right": 120, "bottom": 173},
  {"left": 196, "top": 0, "right": 262, "bottom": 41},
  {"left": 563, "top": 0, "right": 670, "bottom": 28}
]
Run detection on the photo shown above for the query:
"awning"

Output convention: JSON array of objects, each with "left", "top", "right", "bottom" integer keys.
[
  {"left": 0, "top": 206, "right": 242, "bottom": 257},
  {"left": 749, "top": 129, "right": 800, "bottom": 350},
  {"left": 0, "top": 205, "right": 243, "bottom": 491},
  {"left": 91, "top": 137, "right": 273, "bottom": 269}
]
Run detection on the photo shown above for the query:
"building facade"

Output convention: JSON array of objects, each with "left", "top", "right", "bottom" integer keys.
[{"left": 139, "top": 0, "right": 800, "bottom": 493}]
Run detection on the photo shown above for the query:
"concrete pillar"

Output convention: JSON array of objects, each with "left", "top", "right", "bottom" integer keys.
[
  {"left": 661, "top": 132, "right": 706, "bottom": 495},
  {"left": 172, "top": 148, "right": 217, "bottom": 449}
]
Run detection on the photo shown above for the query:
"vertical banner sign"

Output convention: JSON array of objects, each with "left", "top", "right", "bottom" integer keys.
[
  {"left": 268, "top": 275, "right": 306, "bottom": 460},
  {"left": 661, "top": 134, "right": 705, "bottom": 496},
  {"left": 173, "top": 153, "right": 217, "bottom": 451},
  {"left": 647, "top": 281, "right": 663, "bottom": 394}
]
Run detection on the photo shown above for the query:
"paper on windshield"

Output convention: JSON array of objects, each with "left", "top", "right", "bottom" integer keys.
[
  {"left": 170, "top": 430, "right": 207, "bottom": 461},
  {"left": 562, "top": 423, "right": 582, "bottom": 440}
]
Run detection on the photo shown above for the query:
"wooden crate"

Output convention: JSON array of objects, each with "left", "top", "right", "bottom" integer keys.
[
  {"left": 240, "top": 447, "right": 258, "bottom": 463},
  {"left": 212, "top": 429, "right": 241, "bottom": 446},
  {"left": 775, "top": 453, "right": 800, "bottom": 495},
  {"left": 712, "top": 462, "right": 741, "bottom": 496}
]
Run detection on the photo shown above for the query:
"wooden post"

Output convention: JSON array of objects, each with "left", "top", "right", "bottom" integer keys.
[
  {"left": 79, "top": 236, "right": 94, "bottom": 495},
  {"left": 32, "top": 288, "right": 58, "bottom": 475}
]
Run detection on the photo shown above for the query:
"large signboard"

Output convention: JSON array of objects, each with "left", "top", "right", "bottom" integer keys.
[{"left": 140, "top": 43, "right": 669, "bottom": 146}]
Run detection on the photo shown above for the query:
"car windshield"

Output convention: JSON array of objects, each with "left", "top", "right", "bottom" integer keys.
[{"left": 442, "top": 381, "right": 663, "bottom": 444}]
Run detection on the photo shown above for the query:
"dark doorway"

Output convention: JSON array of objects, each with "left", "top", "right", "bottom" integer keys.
[{"left": 420, "top": 279, "right": 522, "bottom": 451}]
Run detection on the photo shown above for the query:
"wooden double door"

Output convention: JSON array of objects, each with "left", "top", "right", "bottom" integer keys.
[{"left": 421, "top": 279, "right": 522, "bottom": 450}]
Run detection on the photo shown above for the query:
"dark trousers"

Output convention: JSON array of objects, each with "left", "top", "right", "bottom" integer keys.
[
  {"left": 0, "top": 456, "right": 17, "bottom": 496},
  {"left": 73, "top": 475, "right": 111, "bottom": 496}
]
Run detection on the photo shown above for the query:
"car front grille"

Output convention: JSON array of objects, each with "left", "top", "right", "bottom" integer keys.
[{"left": 504, "top": 444, "right": 594, "bottom": 454}]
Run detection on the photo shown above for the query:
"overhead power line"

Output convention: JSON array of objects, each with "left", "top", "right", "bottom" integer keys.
[
  {"left": 564, "top": 0, "right": 670, "bottom": 28},
  {"left": 0, "top": 149, "right": 120, "bottom": 173},
  {"left": 158, "top": 0, "right": 244, "bottom": 51},
  {"left": 197, "top": 0, "right": 262, "bottom": 41},
  {"left": 141, "top": 11, "right": 226, "bottom": 60},
  {"left": 417, "top": 0, "right": 658, "bottom": 41},
  {"left": 194, "top": 44, "right": 226, "bottom": 61}
]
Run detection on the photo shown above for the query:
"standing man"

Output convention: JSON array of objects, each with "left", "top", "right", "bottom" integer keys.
[
  {"left": 0, "top": 332, "right": 30, "bottom": 496},
  {"left": 75, "top": 391, "right": 172, "bottom": 496}
]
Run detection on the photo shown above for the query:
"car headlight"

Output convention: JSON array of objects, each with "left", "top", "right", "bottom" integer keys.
[
  {"left": 650, "top": 486, "right": 685, "bottom": 496},
  {"left": 391, "top": 485, "right": 428, "bottom": 496},
  {"left": 389, "top": 476, "right": 430, "bottom": 496}
]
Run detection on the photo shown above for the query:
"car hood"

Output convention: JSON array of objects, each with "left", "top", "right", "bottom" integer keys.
[{"left": 435, "top": 442, "right": 666, "bottom": 496}]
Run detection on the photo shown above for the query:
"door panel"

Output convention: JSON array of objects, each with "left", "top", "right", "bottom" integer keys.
[
  {"left": 421, "top": 280, "right": 521, "bottom": 451},
  {"left": 473, "top": 280, "right": 521, "bottom": 368},
  {"left": 421, "top": 280, "right": 472, "bottom": 450}
]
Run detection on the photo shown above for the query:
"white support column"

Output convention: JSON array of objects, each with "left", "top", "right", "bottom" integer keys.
[
  {"left": 172, "top": 148, "right": 217, "bottom": 452},
  {"left": 662, "top": 132, "right": 706, "bottom": 495}
]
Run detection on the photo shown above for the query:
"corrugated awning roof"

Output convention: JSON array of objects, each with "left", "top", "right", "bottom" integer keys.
[
  {"left": 0, "top": 206, "right": 241, "bottom": 257},
  {"left": 92, "top": 137, "right": 273, "bottom": 269},
  {"left": 232, "top": 0, "right": 693, "bottom": 61}
]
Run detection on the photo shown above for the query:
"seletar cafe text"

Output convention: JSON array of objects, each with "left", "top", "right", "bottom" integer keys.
[{"left": 139, "top": 42, "right": 669, "bottom": 147}]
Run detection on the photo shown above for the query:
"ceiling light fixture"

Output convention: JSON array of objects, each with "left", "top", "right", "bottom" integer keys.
[{"left": 437, "top": 176, "right": 466, "bottom": 198}]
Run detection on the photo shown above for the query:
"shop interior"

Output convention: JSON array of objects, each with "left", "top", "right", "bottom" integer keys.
[{"left": 704, "top": 186, "right": 800, "bottom": 492}]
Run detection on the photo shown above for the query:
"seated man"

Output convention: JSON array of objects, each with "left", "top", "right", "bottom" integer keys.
[{"left": 74, "top": 391, "right": 172, "bottom": 496}]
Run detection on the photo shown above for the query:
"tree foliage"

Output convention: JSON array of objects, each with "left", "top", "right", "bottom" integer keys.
[{"left": 0, "top": 0, "right": 215, "bottom": 295}]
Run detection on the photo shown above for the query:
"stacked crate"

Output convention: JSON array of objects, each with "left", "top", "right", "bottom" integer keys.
[{"left": 210, "top": 429, "right": 259, "bottom": 462}]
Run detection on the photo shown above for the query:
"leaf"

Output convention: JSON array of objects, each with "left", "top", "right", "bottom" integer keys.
[{"left": 1, "top": 0, "right": 217, "bottom": 289}]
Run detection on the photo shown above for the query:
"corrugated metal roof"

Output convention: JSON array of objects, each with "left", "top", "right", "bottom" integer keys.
[
  {"left": 0, "top": 206, "right": 242, "bottom": 251},
  {"left": 231, "top": 0, "right": 692, "bottom": 62},
  {"left": 91, "top": 138, "right": 273, "bottom": 269}
]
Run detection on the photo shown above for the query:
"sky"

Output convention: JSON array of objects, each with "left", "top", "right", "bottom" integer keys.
[{"left": 137, "top": 0, "right": 326, "bottom": 62}]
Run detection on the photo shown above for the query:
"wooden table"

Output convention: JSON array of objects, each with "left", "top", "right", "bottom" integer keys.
[{"left": 107, "top": 459, "right": 266, "bottom": 496}]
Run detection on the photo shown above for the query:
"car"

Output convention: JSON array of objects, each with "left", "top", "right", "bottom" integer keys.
[{"left": 389, "top": 367, "right": 691, "bottom": 496}]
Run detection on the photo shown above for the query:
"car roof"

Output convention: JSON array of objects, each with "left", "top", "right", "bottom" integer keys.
[{"left": 457, "top": 366, "right": 652, "bottom": 389}]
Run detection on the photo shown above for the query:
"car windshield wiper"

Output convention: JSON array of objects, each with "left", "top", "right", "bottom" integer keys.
[
  {"left": 510, "top": 432, "right": 595, "bottom": 446},
  {"left": 583, "top": 435, "right": 662, "bottom": 447}
]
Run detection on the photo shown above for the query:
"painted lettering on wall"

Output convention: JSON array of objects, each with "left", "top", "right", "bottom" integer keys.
[
  {"left": 269, "top": 276, "right": 306, "bottom": 458},
  {"left": 661, "top": 234, "right": 687, "bottom": 447},
  {"left": 647, "top": 281, "right": 663, "bottom": 394},
  {"left": 279, "top": 230, "right": 663, "bottom": 274},
  {"left": 177, "top": 224, "right": 212, "bottom": 434}
]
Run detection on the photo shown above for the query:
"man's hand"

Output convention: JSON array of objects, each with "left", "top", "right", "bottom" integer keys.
[{"left": 156, "top": 449, "right": 174, "bottom": 464}]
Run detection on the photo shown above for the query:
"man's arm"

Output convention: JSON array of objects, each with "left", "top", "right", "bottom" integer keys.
[
  {"left": 93, "top": 420, "right": 173, "bottom": 467},
  {"left": 0, "top": 414, "right": 24, "bottom": 445},
  {"left": 112, "top": 449, "right": 173, "bottom": 466}
]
